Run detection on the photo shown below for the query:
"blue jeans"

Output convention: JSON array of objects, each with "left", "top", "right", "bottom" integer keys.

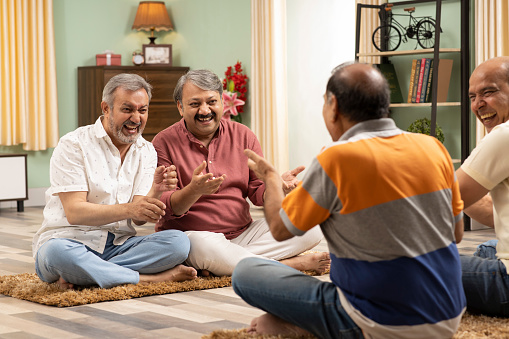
[
  {"left": 35, "top": 230, "right": 190, "bottom": 289},
  {"left": 461, "top": 239, "right": 509, "bottom": 316},
  {"left": 232, "top": 257, "right": 364, "bottom": 339}
]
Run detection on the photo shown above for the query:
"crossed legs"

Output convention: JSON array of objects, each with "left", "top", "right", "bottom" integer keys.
[
  {"left": 232, "top": 257, "right": 363, "bottom": 339},
  {"left": 185, "top": 219, "right": 329, "bottom": 276},
  {"left": 35, "top": 230, "right": 196, "bottom": 289}
]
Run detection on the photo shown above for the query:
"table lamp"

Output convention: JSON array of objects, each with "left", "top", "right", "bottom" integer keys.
[{"left": 132, "top": 1, "right": 173, "bottom": 44}]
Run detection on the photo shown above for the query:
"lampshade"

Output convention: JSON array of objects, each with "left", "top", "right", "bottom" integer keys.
[{"left": 132, "top": 1, "right": 173, "bottom": 44}]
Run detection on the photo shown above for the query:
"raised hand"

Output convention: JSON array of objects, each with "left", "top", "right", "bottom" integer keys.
[
  {"left": 244, "top": 149, "right": 277, "bottom": 182},
  {"left": 281, "top": 165, "right": 305, "bottom": 195},
  {"left": 152, "top": 165, "right": 178, "bottom": 194},
  {"left": 188, "top": 161, "right": 226, "bottom": 196}
]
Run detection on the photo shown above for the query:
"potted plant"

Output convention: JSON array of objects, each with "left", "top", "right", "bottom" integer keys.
[{"left": 407, "top": 117, "right": 445, "bottom": 143}]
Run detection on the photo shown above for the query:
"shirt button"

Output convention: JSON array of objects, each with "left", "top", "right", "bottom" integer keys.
[
  {"left": 200, "top": 145, "right": 203, "bottom": 148},
  {"left": 209, "top": 161, "right": 212, "bottom": 164}
]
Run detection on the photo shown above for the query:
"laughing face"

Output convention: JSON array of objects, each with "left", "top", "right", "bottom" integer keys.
[
  {"left": 101, "top": 87, "right": 148, "bottom": 148},
  {"left": 178, "top": 81, "right": 223, "bottom": 146},
  {"left": 469, "top": 59, "right": 509, "bottom": 133}
]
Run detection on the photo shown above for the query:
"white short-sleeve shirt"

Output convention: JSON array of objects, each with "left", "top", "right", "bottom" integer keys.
[
  {"left": 32, "top": 118, "right": 156, "bottom": 257},
  {"left": 461, "top": 120, "right": 509, "bottom": 269}
]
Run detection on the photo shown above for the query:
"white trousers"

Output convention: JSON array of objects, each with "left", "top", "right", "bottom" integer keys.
[{"left": 185, "top": 219, "right": 324, "bottom": 276}]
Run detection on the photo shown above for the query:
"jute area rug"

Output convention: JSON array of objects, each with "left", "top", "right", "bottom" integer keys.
[
  {"left": 0, "top": 273, "right": 232, "bottom": 307},
  {"left": 0, "top": 269, "right": 321, "bottom": 308},
  {"left": 203, "top": 312, "right": 509, "bottom": 339}
]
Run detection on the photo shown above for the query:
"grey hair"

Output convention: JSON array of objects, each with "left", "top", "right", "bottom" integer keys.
[
  {"left": 102, "top": 73, "right": 152, "bottom": 109},
  {"left": 173, "top": 69, "right": 223, "bottom": 105}
]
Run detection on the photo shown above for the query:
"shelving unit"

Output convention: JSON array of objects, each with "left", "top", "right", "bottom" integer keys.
[{"left": 355, "top": 0, "right": 471, "bottom": 229}]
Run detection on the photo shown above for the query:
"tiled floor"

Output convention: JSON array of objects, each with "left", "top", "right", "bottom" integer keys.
[{"left": 0, "top": 206, "right": 494, "bottom": 338}]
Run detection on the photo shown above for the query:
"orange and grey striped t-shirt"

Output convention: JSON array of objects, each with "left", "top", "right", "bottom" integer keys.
[{"left": 280, "top": 118, "right": 465, "bottom": 338}]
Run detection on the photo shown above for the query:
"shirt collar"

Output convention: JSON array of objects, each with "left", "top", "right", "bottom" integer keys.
[{"left": 339, "top": 118, "right": 398, "bottom": 141}]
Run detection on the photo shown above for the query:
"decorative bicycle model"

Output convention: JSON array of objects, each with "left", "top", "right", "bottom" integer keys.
[{"left": 372, "top": 5, "right": 441, "bottom": 51}]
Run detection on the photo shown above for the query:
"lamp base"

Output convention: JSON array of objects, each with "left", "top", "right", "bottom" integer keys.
[{"left": 148, "top": 36, "right": 157, "bottom": 44}]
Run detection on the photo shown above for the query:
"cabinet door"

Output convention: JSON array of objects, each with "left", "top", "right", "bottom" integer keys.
[{"left": 0, "top": 155, "right": 27, "bottom": 201}]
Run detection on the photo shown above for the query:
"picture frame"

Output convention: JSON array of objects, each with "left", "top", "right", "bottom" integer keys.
[{"left": 143, "top": 44, "right": 172, "bottom": 66}]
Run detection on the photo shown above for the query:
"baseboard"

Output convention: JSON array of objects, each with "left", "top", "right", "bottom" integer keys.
[{"left": 0, "top": 187, "right": 47, "bottom": 209}]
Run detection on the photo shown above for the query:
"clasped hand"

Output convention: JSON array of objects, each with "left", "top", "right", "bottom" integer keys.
[{"left": 152, "top": 165, "right": 178, "bottom": 193}]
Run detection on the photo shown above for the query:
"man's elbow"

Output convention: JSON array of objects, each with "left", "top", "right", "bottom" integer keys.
[{"left": 271, "top": 225, "right": 294, "bottom": 241}]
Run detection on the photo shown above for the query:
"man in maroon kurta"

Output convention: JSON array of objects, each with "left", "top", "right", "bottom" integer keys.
[{"left": 152, "top": 69, "right": 328, "bottom": 276}]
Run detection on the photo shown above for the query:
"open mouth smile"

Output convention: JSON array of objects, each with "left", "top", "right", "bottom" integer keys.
[
  {"left": 195, "top": 113, "right": 215, "bottom": 123},
  {"left": 123, "top": 121, "right": 141, "bottom": 134},
  {"left": 480, "top": 112, "right": 496, "bottom": 120}
]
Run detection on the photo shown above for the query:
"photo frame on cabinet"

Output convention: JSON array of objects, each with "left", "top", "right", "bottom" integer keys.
[{"left": 143, "top": 44, "right": 172, "bottom": 66}]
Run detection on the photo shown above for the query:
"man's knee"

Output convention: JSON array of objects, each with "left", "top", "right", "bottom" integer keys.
[
  {"left": 186, "top": 231, "right": 228, "bottom": 257},
  {"left": 152, "top": 230, "right": 191, "bottom": 261},
  {"left": 37, "top": 238, "right": 83, "bottom": 265}
]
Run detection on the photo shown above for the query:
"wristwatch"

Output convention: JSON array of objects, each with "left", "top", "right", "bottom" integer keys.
[{"left": 132, "top": 51, "right": 144, "bottom": 66}]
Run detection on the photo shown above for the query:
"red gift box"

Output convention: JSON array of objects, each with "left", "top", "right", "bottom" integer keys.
[{"left": 96, "top": 53, "right": 121, "bottom": 66}]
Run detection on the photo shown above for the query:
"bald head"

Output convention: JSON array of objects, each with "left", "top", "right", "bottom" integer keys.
[
  {"left": 469, "top": 56, "right": 509, "bottom": 133},
  {"left": 326, "top": 62, "right": 390, "bottom": 123}
]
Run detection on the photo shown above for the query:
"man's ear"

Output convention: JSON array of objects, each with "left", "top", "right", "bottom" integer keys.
[
  {"left": 329, "top": 95, "right": 340, "bottom": 122},
  {"left": 177, "top": 101, "right": 184, "bottom": 117},
  {"left": 101, "top": 101, "right": 110, "bottom": 116}
]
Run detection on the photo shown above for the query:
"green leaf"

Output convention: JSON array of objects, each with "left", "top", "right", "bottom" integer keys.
[{"left": 407, "top": 118, "right": 445, "bottom": 143}]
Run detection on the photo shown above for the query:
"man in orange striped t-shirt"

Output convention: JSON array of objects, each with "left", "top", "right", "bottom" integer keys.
[{"left": 233, "top": 62, "right": 465, "bottom": 339}]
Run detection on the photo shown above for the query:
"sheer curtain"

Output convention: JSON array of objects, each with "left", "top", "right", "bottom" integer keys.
[
  {"left": 250, "top": 0, "right": 288, "bottom": 172},
  {"left": 474, "top": 0, "right": 509, "bottom": 143},
  {"left": 0, "top": 0, "right": 59, "bottom": 151},
  {"left": 357, "top": 0, "right": 386, "bottom": 65}
]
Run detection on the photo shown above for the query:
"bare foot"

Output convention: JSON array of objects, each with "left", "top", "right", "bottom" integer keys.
[
  {"left": 247, "top": 313, "right": 313, "bottom": 337},
  {"left": 280, "top": 252, "right": 330, "bottom": 274},
  {"left": 56, "top": 276, "right": 74, "bottom": 290},
  {"left": 139, "top": 264, "right": 198, "bottom": 284},
  {"left": 199, "top": 269, "right": 212, "bottom": 277}
]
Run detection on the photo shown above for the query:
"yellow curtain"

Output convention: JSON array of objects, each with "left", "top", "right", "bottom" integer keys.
[
  {"left": 474, "top": 0, "right": 509, "bottom": 143},
  {"left": 357, "top": 0, "right": 386, "bottom": 64},
  {"left": 250, "top": 0, "right": 289, "bottom": 172},
  {"left": 0, "top": 0, "right": 59, "bottom": 151}
]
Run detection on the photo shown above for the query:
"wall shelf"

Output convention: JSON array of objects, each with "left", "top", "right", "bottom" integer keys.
[
  {"left": 357, "top": 48, "right": 461, "bottom": 57},
  {"left": 390, "top": 102, "right": 460, "bottom": 108}
]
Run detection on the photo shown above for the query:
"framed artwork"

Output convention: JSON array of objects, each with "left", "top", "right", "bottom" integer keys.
[{"left": 143, "top": 44, "right": 172, "bottom": 66}]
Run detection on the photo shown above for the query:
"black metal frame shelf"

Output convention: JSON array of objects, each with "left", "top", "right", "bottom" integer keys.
[{"left": 355, "top": 0, "right": 471, "bottom": 229}]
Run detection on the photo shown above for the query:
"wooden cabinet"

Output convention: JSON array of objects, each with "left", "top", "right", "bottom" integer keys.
[{"left": 78, "top": 66, "right": 190, "bottom": 141}]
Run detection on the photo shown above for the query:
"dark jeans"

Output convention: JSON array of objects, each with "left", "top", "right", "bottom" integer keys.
[{"left": 461, "top": 239, "right": 509, "bottom": 316}]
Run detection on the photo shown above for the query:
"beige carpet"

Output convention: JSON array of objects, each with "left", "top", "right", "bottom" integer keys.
[
  {"left": 0, "top": 273, "right": 232, "bottom": 307},
  {"left": 203, "top": 313, "right": 509, "bottom": 339}
]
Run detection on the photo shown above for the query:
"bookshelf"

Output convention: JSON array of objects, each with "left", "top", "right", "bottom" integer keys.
[{"left": 355, "top": 0, "right": 470, "bottom": 228}]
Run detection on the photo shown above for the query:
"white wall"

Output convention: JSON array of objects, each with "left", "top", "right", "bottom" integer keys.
[{"left": 286, "top": 0, "right": 356, "bottom": 172}]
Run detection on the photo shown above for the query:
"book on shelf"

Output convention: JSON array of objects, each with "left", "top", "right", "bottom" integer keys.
[
  {"left": 376, "top": 63, "right": 403, "bottom": 103},
  {"left": 411, "top": 59, "right": 421, "bottom": 103},
  {"left": 434, "top": 59, "right": 453, "bottom": 102},
  {"left": 419, "top": 58, "right": 432, "bottom": 103},
  {"left": 407, "top": 58, "right": 453, "bottom": 103},
  {"left": 407, "top": 59, "right": 417, "bottom": 103},
  {"left": 415, "top": 58, "right": 427, "bottom": 103},
  {"left": 423, "top": 59, "right": 434, "bottom": 103}
]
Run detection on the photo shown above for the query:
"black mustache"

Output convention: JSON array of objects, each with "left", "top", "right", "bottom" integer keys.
[{"left": 194, "top": 112, "right": 216, "bottom": 120}]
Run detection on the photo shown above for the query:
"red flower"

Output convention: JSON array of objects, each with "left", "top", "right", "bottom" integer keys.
[{"left": 223, "top": 61, "right": 249, "bottom": 116}]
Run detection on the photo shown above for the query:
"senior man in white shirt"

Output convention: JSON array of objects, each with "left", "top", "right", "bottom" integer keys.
[{"left": 33, "top": 73, "right": 197, "bottom": 289}]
